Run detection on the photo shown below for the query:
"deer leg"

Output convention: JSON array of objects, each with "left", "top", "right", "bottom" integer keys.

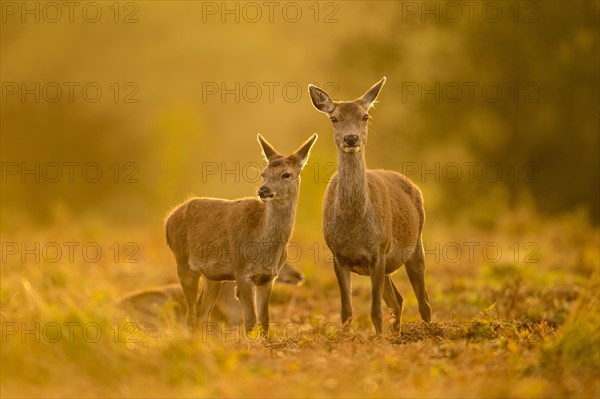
[
  {"left": 333, "top": 257, "right": 353, "bottom": 328},
  {"left": 177, "top": 261, "right": 200, "bottom": 333},
  {"left": 405, "top": 239, "right": 432, "bottom": 322},
  {"left": 370, "top": 258, "right": 386, "bottom": 335},
  {"left": 196, "top": 277, "right": 222, "bottom": 333},
  {"left": 383, "top": 275, "right": 404, "bottom": 333},
  {"left": 235, "top": 277, "right": 257, "bottom": 334},
  {"left": 255, "top": 280, "right": 273, "bottom": 336}
]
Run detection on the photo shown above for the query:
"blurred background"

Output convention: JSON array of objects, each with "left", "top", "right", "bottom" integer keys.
[
  {"left": 1, "top": 2, "right": 599, "bottom": 397},
  {"left": 2, "top": 1, "right": 598, "bottom": 235}
]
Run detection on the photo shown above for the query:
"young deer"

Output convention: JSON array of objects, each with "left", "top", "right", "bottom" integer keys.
[
  {"left": 308, "top": 77, "right": 431, "bottom": 335},
  {"left": 165, "top": 134, "right": 317, "bottom": 334}
]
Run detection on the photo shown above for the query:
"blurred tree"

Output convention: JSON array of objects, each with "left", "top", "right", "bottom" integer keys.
[{"left": 327, "top": 1, "right": 599, "bottom": 224}]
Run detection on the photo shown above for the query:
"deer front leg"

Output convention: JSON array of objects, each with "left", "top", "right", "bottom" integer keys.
[
  {"left": 255, "top": 280, "right": 273, "bottom": 336},
  {"left": 370, "top": 258, "right": 386, "bottom": 335},
  {"left": 236, "top": 277, "right": 257, "bottom": 334},
  {"left": 333, "top": 257, "right": 353, "bottom": 328}
]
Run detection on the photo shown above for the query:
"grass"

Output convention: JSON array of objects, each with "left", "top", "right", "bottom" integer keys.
[{"left": 1, "top": 209, "right": 599, "bottom": 398}]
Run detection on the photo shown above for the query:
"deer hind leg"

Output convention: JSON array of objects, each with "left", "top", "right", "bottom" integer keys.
[
  {"left": 196, "top": 277, "right": 222, "bottom": 333},
  {"left": 177, "top": 261, "right": 201, "bottom": 333},
  {"left": 383, "top": 275, "right": 404, "bottom": 333},
  {"left": 370, "top": 259, "right": 386, "bottom": 336},
  {"left": 405, "top": 239, "right": 432, "bottom": 322}
]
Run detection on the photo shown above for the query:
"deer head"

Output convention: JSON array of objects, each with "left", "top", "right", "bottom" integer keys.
[
  {"left": 256, "top": 134, "right": 318, "bottom": 202},
  {"left": 308, "top": 77, "right": 386, "bottom": 154}
]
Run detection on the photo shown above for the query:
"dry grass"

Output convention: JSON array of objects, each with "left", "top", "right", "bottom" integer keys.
[{"left": 1, "top": 211, "right": 599, "bottom": 398}]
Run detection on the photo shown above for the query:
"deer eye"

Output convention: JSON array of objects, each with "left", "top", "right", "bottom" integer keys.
[
  {"left": 362, "top": 114, "right": 370, "bottom": 121},
  {"left": 282, "top": 172, "right": 291, "bottom": 179},
  {"left": 330, "top": 116, "right": 338, "bottom": 123}
]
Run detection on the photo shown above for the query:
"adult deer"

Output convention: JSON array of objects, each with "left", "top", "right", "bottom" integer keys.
[
  {"left": 165, "top": 134, "right": 317, "bottom": 334},
  {"left": 308, "top": 77, "right": 431, "bottom": 335}
]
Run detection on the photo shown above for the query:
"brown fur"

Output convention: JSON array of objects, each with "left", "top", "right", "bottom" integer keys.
[
  {"left": 165, "top": 134, "right": 317, "bottom": 334},
  {"left": 309, "top": 77, "right": 431, "bottom": 334}
]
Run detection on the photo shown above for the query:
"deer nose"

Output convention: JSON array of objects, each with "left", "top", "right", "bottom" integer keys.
[
  {"left": 258, "top": 186, "right": 269, "bottom": 197},
  {"left": 344, "top": 135, "right": 359, "bottom": 146}
]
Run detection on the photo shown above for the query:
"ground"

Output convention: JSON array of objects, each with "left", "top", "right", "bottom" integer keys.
[{"left": 1, "top": 209, "right": 598, "bottom": 398}]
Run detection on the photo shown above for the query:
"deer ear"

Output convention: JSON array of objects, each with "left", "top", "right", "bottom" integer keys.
[
  {"left": 293, "top": 134, "right": 318, "bottom": 168},
  {"left": 360, "top": 76, "right": 386, "bottom": 109},
  {"left": 257, "top": 134, "right": 281, "bottom": 162},
  {"left": 308, "top": 85, "right": 335, "bottom": 114}
]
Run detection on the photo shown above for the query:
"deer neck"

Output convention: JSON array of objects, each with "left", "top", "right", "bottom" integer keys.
[
  {"left": 336, "top": 149, "right": 369, "bottom": 215},
  {"left": 262, "top": 198, "right": 297, "bottom": 244}
]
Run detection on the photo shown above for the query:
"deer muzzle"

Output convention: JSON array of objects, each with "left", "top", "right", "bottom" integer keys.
[{"left": 258, "top": 186, "right": 275, "bottom": 202}]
